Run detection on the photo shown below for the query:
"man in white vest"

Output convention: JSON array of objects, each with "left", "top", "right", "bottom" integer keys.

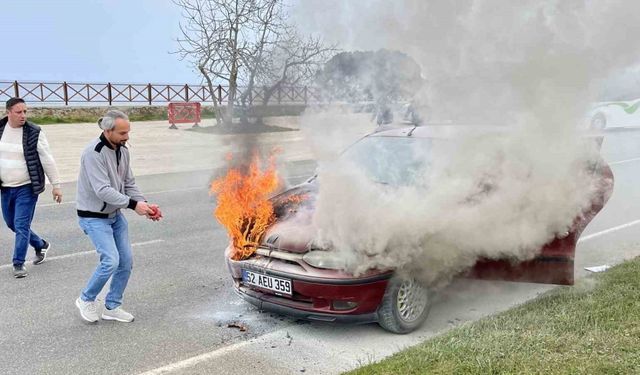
[{"left": 0, "top": 97, "right": 63, "bottom": 278}]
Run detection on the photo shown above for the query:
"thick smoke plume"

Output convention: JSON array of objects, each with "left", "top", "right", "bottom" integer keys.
[{"left": 293, "top": 0, "right": 637, "bottom": 285}]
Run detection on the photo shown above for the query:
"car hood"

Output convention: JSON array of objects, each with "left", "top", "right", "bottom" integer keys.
[{"left": 261, "top": 180, "right": 318, "bottom": 254}]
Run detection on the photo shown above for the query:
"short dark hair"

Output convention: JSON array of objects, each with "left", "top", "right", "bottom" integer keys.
[{"left": 6, "top": 97, "right": 25, "bottom": 110}]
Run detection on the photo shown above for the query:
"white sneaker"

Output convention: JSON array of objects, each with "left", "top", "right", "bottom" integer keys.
[
  {"left": 75, "top": 297, "right": 99, "bottom": 323},
  {"left": 101, "top": 307, "right": 134, "bottom": 323}
]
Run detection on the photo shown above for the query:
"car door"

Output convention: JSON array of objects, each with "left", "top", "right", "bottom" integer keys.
[{"left": 466, "top": 158, "right": 614, "bottom": 285}]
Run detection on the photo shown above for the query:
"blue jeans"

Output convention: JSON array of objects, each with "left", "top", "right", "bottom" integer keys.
[
  {"left": 1, "top": 184, "right": 46, "bottom": 266},
  {"left": 79, "top": 213, "right": 133, "bottom": 310}
]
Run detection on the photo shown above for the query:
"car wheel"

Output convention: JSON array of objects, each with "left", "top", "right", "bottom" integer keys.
[
  {"left": 591, "top": 113, "right": 606, "bottom": 130},
  {"left": 377, "top": 276, "right": 432, "bottom": 334}
]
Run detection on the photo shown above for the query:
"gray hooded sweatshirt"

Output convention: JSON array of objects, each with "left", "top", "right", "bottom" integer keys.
[{"left": 76, "top": 133, "right": 145, "bottom": 218}]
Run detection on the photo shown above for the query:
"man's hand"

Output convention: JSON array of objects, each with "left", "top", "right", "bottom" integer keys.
[
  {"left": 52, "top": 188, "right": 63, "bottom": 204},
  {"left": 147, "top": 204, "right": 163, "bottom": 221},
  {"left": 134, "top": 201, "right": 154, "bottom": 216}
]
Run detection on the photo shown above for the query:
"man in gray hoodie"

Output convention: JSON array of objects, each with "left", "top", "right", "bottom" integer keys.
[{"left": 74, "top": 110, "right": 161, "bottom": 323}]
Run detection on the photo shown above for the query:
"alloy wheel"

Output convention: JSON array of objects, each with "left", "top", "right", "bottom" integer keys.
[{"left": 396, "top": 278, "right": 428, "bottom": 323}]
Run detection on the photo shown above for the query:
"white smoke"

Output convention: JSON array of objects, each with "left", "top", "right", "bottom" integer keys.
[{"left": 294, "top": 0, "right": 636, "bottom": 285}]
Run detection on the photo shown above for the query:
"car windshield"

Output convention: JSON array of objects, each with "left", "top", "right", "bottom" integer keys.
[{"left": 342, "top": 136, "right": 433, "bottom": 186}]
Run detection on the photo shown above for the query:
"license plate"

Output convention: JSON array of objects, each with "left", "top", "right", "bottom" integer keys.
[{"left": 241, "top": 269, "right": 292, "bottom": 296}]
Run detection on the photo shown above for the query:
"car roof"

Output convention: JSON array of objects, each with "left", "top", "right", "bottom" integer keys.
[
  {"left": 368, "top": 124, "right": 605, "bottom": 141},
  {"left": 368, "top": 124, "right": 510, "bottom": 139}
]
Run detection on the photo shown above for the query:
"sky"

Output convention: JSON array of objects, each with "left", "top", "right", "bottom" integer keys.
[
  {"left": 2, "top": 0, "right": 638, "bottom": 100},
  {"left": 0, "top": 0, "right": 200, "bottom": 84}
]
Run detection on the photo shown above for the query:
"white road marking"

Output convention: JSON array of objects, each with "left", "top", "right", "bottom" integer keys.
[
  {"left": 131, "top": 239, "right": 166, "bottom": 247},
  {"left": 145, "top": 186, "right": 204, "bottom": 195},
  {"left": 0, "top": 239, "right": 165, "bottom": 270},
  {"left": 36, "top": 174, "right": 312, "bottom": 208},
  {"left": 609, "top": 157, "right": 640, "bottom": 166},
  {"left": 37, "top": 187, "right": 205, "bottom": 208},
  {"left": 137, "top": 340, "right": 254, "bottom": 375},
  {"left": 577, "top": 219, "right": 640, "bottom": 242},
  {"left": 39, "top": 201, "right": 75, "bottom": 208}
]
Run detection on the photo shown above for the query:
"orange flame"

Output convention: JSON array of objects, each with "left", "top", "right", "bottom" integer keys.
[
  {"left": 210, "top": 153, "right": 280, "bottom": 260},
  {"left": 286, "top": 194, "right": 307, "bottom": 204}
]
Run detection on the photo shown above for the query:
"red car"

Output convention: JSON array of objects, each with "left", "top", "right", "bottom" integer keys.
[{"left": 225, "top": 125, "right": 613, "bottom": 333}]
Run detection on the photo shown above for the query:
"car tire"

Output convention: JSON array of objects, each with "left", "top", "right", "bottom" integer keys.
[
  {"left": 377, "top": 276, "right": 432, "bottom": 334},
  {"left": 591, "top": 113, "right": 606, "bottom": 130}
]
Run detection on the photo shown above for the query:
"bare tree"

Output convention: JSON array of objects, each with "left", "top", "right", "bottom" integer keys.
[
  {"left": 236, "top": 0, "right": 283, "bottom": 122},
  {"left": 174, "top": 0, "right": 275, "bottom": 125},
  {"left": 256, "top": 30, "right": 337, "bottom": 106},
  {"left": 174, "top": 0, "right": 336, "bottom": 127}
]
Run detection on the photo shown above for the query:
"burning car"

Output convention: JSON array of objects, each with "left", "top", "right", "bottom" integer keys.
[{"left": 218, "top": 125, "right": 613, "bottom": 334}]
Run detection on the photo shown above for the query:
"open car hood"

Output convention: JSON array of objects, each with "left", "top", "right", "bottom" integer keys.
[{"left": 261, "top": 181, "right": 318, "bottom": 254}]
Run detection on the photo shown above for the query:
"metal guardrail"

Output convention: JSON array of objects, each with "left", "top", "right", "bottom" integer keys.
[{"left": 0, "top": 81, "right": 323, "bottom": 106}]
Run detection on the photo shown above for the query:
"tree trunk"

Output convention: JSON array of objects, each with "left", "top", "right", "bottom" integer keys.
[
  {"left": 238, "top": 74, "right": 255, "bottom": 126},
  {"left": 262, "top": 81, "right": 283, "bottom": 106},
  {"left": 226, "top": 6, "right": 240, "bottom": 127},
  {"left": 199, "top": 66, "right": 223, "bottom": 125},
  {"left": 227, "top": 65, "right": 237, "bottom": 126}
]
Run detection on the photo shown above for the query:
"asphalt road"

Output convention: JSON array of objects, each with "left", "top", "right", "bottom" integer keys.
[{"left": 1, "top": 130, "right": 640, "bottom": 375}]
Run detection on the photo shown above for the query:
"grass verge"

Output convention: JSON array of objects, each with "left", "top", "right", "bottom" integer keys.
[
  {"left": 29, "top": 113, "right": 172, "bottom": 124},
  {"left": 29, "top": 115, "right": 97, "bottom": 124},
  {"left": 346, "top": 257, "right": 640, "bottom": 374},
  {"left": 29, "top": 105, "right": 304, "bottom": 125}
]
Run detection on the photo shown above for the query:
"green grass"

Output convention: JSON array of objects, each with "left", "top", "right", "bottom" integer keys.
[
  {"left": 28, "top": 104, "right": 305, "bottom": 125},
  {"left": 29, "top": 115, "right": 98, "bottom": 124},
  {"left": 30, "top": 111, "right": 248, "bottom": 125},
  {"left": 30, "top": 113, "right": 171, "bottom": 124},
  {"left": 346, "top": 258, "right": 640, "bottom": 375}
]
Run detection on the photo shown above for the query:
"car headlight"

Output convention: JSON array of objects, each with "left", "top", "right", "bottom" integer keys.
[{"left": 302, "top": 250, "right": 347, "bottom": 270}]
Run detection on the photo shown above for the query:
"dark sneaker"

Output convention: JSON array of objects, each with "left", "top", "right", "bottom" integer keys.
[
  {"left": 13, "top": 264, "right": 28, "bottom": 278},
  {"left": 33, "top": 240, "right": 51, "bottom": 265}
]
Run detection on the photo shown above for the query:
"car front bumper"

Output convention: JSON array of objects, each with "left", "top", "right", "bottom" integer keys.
[
  {"left": 225, "top": 246, "right": 393, "bottom": 323},
  {"left": 234, "top": 285, "right": 380, "bottom": 324}
]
